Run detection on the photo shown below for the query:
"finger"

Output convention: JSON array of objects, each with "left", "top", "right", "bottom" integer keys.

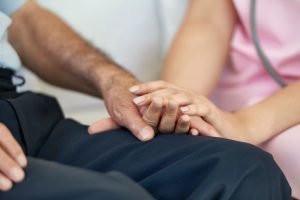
[
  {"left": 180, "top": 104, "right": 211, "bottom": 117},
  {"left": 175, "top": 115, "right": 191, "bottom": 134},
  {"left": 190, "top": 116, "right": 220, "bottom": 137},
  {"left": 0, "top": 148, "right": 25, "bottom": 183},
  {"left": 159, "top": 100, "right": 178, "bottom": 133},
  {"left": 88, "top": 118, "right": 120, "bottom": 135},
  {"left": 129, "top": 80, "right": 177, "bottom": 95},
  {"left": 0, "top": 124, "right": 27, "bottom": 167},
  {"left": 138, "top": 105, "right": 148, "bottom": 115},
  {"left": 167, "top": 93, "right": 195, "bottom": 106},
  {"left": 190, "top": 128, "right": 200, "bottom": 136},
  {"left": 132, "top": 89, "right": 175, "bottom": 106},
  {"left": 0, "top": 173, "right": 13, "bottom": 192},
  {"left": 142, "top": 97, "right": 163, "bottom": 129},
  {"left": 118, "top": 104, "right": 155, "bottom": 141}
]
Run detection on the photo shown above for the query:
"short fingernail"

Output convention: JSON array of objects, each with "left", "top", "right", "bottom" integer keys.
[
  {"left": 182, "top": 115, "right": 191, "bottom": 122},
  {"left": 10, "top": 167, "right": 25, "bottom": 183},
  {"left": 129, "top": 85, "right": 140, "bottom": 93},
  {"left": 0, "top": 177, "right": 12, "bottom": 191},
  {"left": 133, "top": 96, "right": 145, "bottom": 105},
  {"left": 17, "top": 155, "right": 27, "bottom": 168},
  {"left": 139, "top": 127, "right": 154, "bottom": 141},
  {"left": 191, "top": 129, "right": 198, "bottom": 136},
  {"left": 180, "top": 107, "right": 189, "bottom": 113}
]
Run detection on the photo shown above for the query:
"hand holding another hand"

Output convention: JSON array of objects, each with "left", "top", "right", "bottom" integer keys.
[
  {"left": 88, "top": 74, "right": 155, "bottom": 141},
  {"left": 130, "top": 81, "right": 258, "bottom": 145}
]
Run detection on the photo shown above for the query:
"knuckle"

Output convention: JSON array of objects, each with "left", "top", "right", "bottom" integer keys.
[
  {"left": 143, "top": 118, "right": 158, "bottom": 128},
  {"left": 168, "top": 99, "right": 178, "bottom": 110},
  {"left": 143, "top": 114, "right": 157, "bottom": 124},
  {"left": 11, "top": 147, "right": 23, "bottom": 157},
  {"left": 159, "top": 122, "right": 175, "bottom": 133}
]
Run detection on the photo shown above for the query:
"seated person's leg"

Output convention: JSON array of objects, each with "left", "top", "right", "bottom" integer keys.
[
  {"left": 36, "top": 120, "right": 291, "bottom": 200},
  {"left": 1, "top": 92, "right": 290, "bottom": 199},
  {"left": 0, "top": 157, "right": 154, "bottom": 200}
]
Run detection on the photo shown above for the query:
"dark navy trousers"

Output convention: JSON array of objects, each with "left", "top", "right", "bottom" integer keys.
[{"left": 0, "top": 91, "right": 291, "bottom": 200}]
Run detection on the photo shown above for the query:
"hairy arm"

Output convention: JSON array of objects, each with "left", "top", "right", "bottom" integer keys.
[
  {"left": 9, "top": 0, "right": 136, "bottom": 97},
  {"left": 162, "top": 0, "right": 237, "bottom": 96},
  {"left": 8, "top": 0, "right": 154, "bottom": 141}
]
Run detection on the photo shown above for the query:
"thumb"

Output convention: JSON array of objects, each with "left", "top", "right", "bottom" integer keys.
[
  {"left": 88, "top": 118, "right": 119, "bottom": 135},
  {"left": 122, "top": 109, "right": 155, "bottom": 141}
]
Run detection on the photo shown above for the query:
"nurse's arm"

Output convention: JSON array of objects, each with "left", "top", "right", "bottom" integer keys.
[
  {"left": 162, "top": 0, "right": 237, "bottom": 96},
  {"left": 236, "top": 80, "right": 300, "bottom": 144}
]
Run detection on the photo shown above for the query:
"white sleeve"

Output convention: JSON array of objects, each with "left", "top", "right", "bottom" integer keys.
[{"left": 0, "top": 0, "right": 26, "bottom": 15}]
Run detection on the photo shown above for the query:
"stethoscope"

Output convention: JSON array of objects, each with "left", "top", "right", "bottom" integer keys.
[{"left": 250, "top": 0, "right": 287, "bottom": 88}]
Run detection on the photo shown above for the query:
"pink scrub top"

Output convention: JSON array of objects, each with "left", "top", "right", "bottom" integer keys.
[
  {"left": 213, "top": 0, "right": 300, "bottom": 111},
  {"left": 212, "top": 0, "right": 300, "bottom": 198}
]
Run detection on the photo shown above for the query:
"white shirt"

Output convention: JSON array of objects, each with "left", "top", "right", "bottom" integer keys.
[{"left": 0, "top": 0, "right": 26, "bottom": 71}]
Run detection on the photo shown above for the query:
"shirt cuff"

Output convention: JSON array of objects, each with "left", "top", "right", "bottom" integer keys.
[{"left": 0, "top": 0, "right": 27, "bottom": 15}]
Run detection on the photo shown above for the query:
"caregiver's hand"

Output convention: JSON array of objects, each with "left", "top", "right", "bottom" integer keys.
[
  {"left": 0, "top": 123, "right": 27, "bottom": 191},
  {"left": 130, "top": 81, "right": 257, "bottom": 144},
  {"left": 88, "top": 75, "right": 155, "bottom": 141}
]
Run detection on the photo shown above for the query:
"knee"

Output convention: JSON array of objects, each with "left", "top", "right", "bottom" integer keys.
[
  {"left": 214, "top": 139, "right": 279, "bottom": 174},
  {"left": 209, "top": 139, "right": 291, "bottom": 195}
]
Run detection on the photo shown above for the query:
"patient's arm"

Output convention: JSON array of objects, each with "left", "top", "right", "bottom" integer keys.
[
  {"left": 162, "top": 0, "right": 237, "bottom": 96},
  {"left": 9, "top": 0, "right": 134, "bottom": 97},
  {"left": 8, "top": 0, "right": 154, "bottom": 141}
]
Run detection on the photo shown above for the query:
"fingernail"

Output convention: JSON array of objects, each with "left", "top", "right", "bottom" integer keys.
[
  {"left": 0, "top": 177, "right": 12, "bottom": 191},
  {"left": 190, "top": 129, "right": 199, "bottom": 136},
  {"left": 133, "top": 96, "right": 145, "bottom": 105},
  {"left": 180, "top": 107, "right": 189, "bottom": 113},
  {"left": 139, "top": 127, "right": 153, "bottom": 141},
  {"left": 182, "top": 115, "right": 191, "bottom": 122},
  {"left": 17, "top": 155, "right": 27, "bottom": 167},
  {"left": 129, "top": 85, "right": 140, "bottom": 93},
  {"left": 10, "top": 167, "right": 25, "bottom": 183}
]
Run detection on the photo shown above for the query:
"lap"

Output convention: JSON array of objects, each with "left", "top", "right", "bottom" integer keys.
[
  {"left": 37, "top": 119, "right": 290, "bottom": 200},
  {"left": 0, "top": 92, "right": 291, "bottom": 200},
  {"left": 0, "top": 157, "right": 154, "bottom": 200}
]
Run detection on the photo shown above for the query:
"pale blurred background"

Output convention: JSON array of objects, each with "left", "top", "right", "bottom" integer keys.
[{"left": 20, "top": 0, "right": 188, "bottom": 124}]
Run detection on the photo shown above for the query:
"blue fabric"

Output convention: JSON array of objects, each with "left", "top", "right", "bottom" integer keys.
[
  {"left": 0, "top": 91, "right": 292, "bottom": 200},
  {"left": 0, "top": 0, "right": 26, "bottom": 15}
]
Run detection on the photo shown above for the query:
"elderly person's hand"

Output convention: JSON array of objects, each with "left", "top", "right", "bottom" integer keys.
[
  {"left": 0, "top": 124, "right": 27, "bottom": 191},
  {"left": 88, "top": 73, "right": 155, "bottom": 141}
]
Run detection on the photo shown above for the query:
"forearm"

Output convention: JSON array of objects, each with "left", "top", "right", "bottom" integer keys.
[
  {"left": 9, "top": 0, "right": 137, "bottom": 97},
  {"left": 162, "top": 0, "right": 236, "bottom": 96},
  {"left": 237, "top": 81, "right": 300, "bottom": 143}
]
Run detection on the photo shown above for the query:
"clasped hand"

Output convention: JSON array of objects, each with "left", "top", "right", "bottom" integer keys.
[{"left": 130, "top": 81, "right": 255, "bottom": 144}]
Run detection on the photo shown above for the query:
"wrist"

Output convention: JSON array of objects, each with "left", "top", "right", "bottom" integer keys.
[
  {"left": 234, "top": 109, "right": 269, "bottom": 145},
  {"left": 89, "top": 63, "right": 140, "bottom": 98}
]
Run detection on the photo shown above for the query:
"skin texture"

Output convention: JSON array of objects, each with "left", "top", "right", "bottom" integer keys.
[
  {"left": 128, "top": 0, "right": 300, "bottom": 149},
  {"left": 162, "top": 0, "right": 237, "bottom": 96},
  {"left": 130, "top": 80, "right": 300, "bottom": 146},
  {"left": 0, "top": 124, "right": 27, "bottom": 191},
  {"left": 1, "top": 0, "right": 154, "bottom": 191}
]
